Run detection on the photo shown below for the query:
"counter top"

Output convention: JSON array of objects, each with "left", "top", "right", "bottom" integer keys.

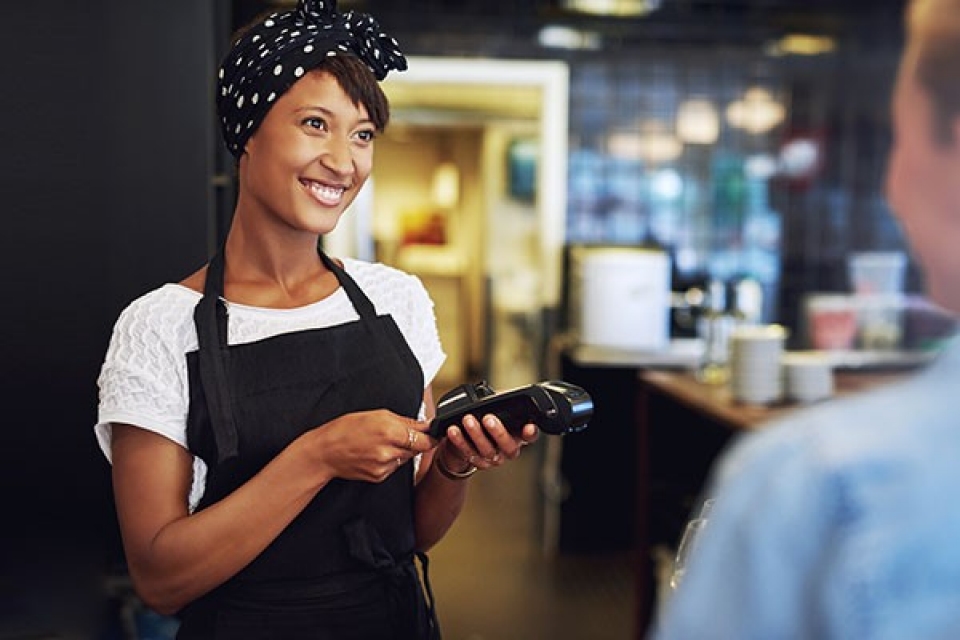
[
  {"left": 563, "top": 338, "right": 704, "bottom": 369},
  {"left": 563, "top": 335, "right": 938, "bottom": 374},
  {"left": 638, "top": 368, "right": 912, "bottom": 432}
]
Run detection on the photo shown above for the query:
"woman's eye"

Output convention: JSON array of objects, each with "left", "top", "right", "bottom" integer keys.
[
  {"left": 356, "top": 130, "right": 376, "bottom": 143},
  {"left": 303, "top": 117, "right": 326, "bottom": 131}
]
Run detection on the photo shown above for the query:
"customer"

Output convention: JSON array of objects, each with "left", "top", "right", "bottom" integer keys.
[
  {"left": 653, "top": 0, "right": 960, "bottom": 638},
  {"left": 93, "top": 1, "right": 537, "bottom": 637}
]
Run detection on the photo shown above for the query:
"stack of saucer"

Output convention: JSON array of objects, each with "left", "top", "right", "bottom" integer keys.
[
  {"left": 729, "top": 324, "right": 788, "bottom": 405},
  {"left": 781, "top": 351, "right": 834, "bottom": 404}
]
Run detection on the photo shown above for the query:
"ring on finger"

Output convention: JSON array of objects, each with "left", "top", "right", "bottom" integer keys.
[
  {"left": 405, "top": 428, "right": 417, "bottom": 450},
  {"left": 396, "top": 457, "right": 403, "bottom": 468}
]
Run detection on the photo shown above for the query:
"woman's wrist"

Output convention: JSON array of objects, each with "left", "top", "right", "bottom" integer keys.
[{"left": 435, "top": 442, "right": 477, "bottom": 480}]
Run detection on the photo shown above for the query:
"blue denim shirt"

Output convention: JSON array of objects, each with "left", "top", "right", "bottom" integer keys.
[{"left": 652, "top": 337, "right": 960, "bottom": 640}]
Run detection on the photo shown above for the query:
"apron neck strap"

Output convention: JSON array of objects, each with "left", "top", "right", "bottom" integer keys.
[
  {"left": 194, "top": 248, "right": 236, "bottom": 462},
  {"left": 319, "top": 251, "right": 378, "bottom": 321}
]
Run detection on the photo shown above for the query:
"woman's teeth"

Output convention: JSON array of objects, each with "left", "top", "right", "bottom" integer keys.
[{"left": 303, "top": 179, "right": 345, "bottom": 205}]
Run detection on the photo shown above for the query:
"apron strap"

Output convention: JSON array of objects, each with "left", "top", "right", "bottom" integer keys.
[
  {"left": 319, "top": 251, "right": 378, "bottom": 322},
  {"left": 343, "top": 518, "right": 441, "bottom": 639},
  {"left": 416, "top": 550, "right": 442, "bottom": 640},
  {"left": 195, "top": 249, "right": 238, "bottom": 463}
]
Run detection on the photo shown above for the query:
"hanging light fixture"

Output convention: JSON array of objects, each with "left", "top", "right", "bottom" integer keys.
[
  {"left": 726, "top": 87, "right": 786, "bottom": 135},
  {"left": 562, "top": 0, "right": 663, "bottom": 17},
  {"left": 766, "top": 34, "right": 837, "bottom": 57},
  {"left": 607, "top": 121, "right": 682, "bottom": 164},
  {"left": 676, "top": 98, "right": 720, "bottom": 145}
]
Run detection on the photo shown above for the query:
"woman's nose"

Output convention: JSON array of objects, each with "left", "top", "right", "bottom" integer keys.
[{"left": 320, "top": 136, "right": 354, "bottom": 175}]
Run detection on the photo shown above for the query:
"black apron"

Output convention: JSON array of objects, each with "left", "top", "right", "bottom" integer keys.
[{"left": 176, "top": 249, "right": 439, "bottom": 640}]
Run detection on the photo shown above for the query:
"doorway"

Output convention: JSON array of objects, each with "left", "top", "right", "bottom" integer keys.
[{"left": 361, "top": 56, "right": 570, "bottom": 393}]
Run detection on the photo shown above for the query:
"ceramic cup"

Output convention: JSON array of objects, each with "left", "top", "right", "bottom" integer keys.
[
  {"left": 781, "top": 351, "right": 834, "bottom": 404},
  {"left": 729, "top": 324, "right": 788, "bottom": 405}
]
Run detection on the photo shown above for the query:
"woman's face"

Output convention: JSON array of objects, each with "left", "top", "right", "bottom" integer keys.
[
  {"left": 238, "top": 68, "right": 376, "bottom": 237},
  {"left": 885, "top": 51, "right": 960, "bottom": 314}
]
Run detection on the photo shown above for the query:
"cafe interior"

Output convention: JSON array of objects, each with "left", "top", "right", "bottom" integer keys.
[{"left": 6, "top": 0, "right": 959, "bottom": 638}]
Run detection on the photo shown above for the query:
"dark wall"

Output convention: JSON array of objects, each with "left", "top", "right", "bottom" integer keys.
[{"left": 1, "top": 1, "right": 217, "bottom": 633}]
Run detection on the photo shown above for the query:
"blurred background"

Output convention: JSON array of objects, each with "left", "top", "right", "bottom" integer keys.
[{"left": 4, "top": 1, "right": 950, "bottom": 638}]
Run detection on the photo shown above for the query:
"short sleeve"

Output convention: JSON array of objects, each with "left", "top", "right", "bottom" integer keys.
[
  {"left": 391, "top": 272, "right": 446, "bottom": 387},
  {"left": 94, "top": 292, "right": 193, "bottom": 462}
]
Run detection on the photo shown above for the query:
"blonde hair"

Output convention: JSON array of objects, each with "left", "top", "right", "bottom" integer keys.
[{"left": 907, "top": 0, "right": 960, "bottom": 144}]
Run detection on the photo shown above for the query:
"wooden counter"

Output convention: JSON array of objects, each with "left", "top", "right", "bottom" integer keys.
[
  {"left": 633, "top": 368, "right": 912, "bottom": 637},
  {"left": 639, "top": 368, "right": 906, "bottom": 431}
]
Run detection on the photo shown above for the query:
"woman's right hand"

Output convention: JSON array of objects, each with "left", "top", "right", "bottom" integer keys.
[{"left": 299, "top": 410, "right": 437, "bottom": 483}]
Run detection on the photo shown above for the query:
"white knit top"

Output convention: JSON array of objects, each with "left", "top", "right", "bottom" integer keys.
[{"left": 94, "top": 258, "right": 446, "bottom": 510}]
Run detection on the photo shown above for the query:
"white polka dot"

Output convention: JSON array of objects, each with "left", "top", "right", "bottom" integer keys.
[
  {"left": 274, "top": 64, "right": 283, "bottom": 75},
  {"left": 304, "top": 44, "right": 314, "bottom": 53},
  {"left": 294, "top": 67, "right": 304, "bottom": 77},
  {"left": 267, "top": 92, "right": 276, "bottom": 102},
  {"left": 264, "top": 19, "right": 274, "bottom": 27},
  {"left": 252, "top": 93, "right": 259, "bottom": 104},
  {"left": 236, "top": 95, "right": 244, "bottom": 108}
]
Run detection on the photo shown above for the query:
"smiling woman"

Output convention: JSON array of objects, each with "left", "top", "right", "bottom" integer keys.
[{"left": 93, "top": 1, "right": 540, "bottom": 638}]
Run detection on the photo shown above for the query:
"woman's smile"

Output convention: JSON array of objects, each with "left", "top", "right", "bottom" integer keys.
[{"left": 300, "top": 177, "right": 347, "bottom": 207}]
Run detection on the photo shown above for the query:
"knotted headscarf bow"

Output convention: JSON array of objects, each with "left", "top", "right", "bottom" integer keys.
[{"left": 216, "top": 0, "right": 407, "bottom": 158}]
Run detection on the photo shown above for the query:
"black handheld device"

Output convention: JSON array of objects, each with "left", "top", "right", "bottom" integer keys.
[{"left": 428, "top": 380, "right": 593, "bottom": 438}]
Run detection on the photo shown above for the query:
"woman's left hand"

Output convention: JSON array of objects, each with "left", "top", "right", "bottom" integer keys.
[{"left": 442, "top": 414, "right": 539, "bottom": 471}]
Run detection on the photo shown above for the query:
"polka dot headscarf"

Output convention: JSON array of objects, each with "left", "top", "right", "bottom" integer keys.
[{"left": 216, "top": 0, "right": 407, "bottom": 158}]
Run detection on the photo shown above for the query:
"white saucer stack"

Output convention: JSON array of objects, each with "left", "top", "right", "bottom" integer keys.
[
  {"left": 782, "top": 351, "right": 834, "bottom": 404},
  {"left": 729, "top": 324, "right": 788, "bottom": 405}
]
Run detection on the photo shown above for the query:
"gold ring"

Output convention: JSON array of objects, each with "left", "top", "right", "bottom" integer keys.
[{"left": 405, "top": 428, "right": 416, "bottom": 450}]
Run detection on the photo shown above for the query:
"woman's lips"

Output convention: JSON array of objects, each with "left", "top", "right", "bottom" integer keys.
[{"left": 300, "top": 178, "right": 346, "bottom": 206}]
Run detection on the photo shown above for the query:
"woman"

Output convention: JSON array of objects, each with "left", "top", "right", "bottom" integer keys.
[{"left": 94, "top": 1, "right": 538, "bottom": 637}]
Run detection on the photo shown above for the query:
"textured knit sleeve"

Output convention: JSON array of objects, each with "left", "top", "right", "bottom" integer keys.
[
  {"left": 392, "top": 271, "right": 446, "bottom": 388},
  {"left": 94, "top": 289, "right": 195, "bottom": 462}
]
